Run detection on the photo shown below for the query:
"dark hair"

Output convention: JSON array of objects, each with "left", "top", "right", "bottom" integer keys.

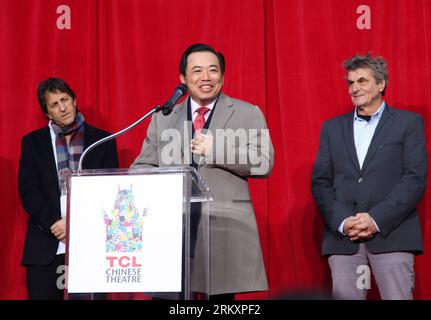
[
  {"left": 179, "top": 43, "right": 225, "bottom": 76},
  {"left": 37, "top": 77, "right": 76, "bottom": 114},
  {"left": 343, "top": 53, "right": 389, "bottom": 96}
]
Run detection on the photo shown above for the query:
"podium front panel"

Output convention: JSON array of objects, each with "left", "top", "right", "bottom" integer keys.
[{"left": 62, "top": 167, "right": 211, "bottom": 300}]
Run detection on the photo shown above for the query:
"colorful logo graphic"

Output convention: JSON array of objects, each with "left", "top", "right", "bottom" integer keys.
[{"left": 103, "top": 185, "right": 146, "bottom": 253}]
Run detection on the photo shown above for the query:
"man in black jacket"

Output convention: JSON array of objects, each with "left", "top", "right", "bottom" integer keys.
[
  {"left": 311, "top": 54, "right": 427, "bottom": 299},
  {"left": 18, "top": 78, "right": 118, "bottom": 299}
]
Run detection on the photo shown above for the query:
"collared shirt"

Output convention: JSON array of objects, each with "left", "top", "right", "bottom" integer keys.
[
  {"left": 338, "top": 102, "right": 385, "bottom": 235},
  {"left": 353, "top": 102, "right": 385, "bottom": 169},
  {"left": 190, "top": 97, "right": 215, "bottom": 123}
]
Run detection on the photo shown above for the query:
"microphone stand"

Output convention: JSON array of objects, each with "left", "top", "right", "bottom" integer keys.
[{"left": 77, "top": 105, "right": 162, "bottom": 171}]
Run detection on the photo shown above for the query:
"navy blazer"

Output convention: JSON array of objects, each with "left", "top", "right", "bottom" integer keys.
[
  {"left": 312, "top": 105, "right": 427, "bottom": 256},
  {"left": 18, "top": 123, "right": 119, "bottom": 266}
]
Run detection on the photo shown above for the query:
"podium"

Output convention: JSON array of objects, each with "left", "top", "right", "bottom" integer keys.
[{"left": 61, "top": 166, "right": 212, "bottom": 300}]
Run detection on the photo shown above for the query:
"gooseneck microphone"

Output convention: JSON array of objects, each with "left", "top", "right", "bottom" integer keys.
[
  {"left": 161, "top": 83, "right": 188, "bottom": 115},
  {"left": 77, "top": 83, "right": 188, "bottom": 170}
]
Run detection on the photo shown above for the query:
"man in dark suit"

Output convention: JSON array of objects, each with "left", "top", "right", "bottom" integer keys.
[
  {"left": 18, "top": 78, "right": 118, "bottom": 299},
  {"left": 311, "top": 54, "right": 427, "bottom": 299}
]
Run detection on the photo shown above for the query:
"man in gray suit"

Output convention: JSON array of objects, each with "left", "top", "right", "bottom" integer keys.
[
  {"left": 132, "top": 43, "right": 274, "bottom": 299},
  {"left": 311, "top": 54, "right": 427, "bottom": 299}
]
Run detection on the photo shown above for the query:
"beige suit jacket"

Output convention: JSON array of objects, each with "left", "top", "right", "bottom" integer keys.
[{"left": 132, "top": 93, "right": 274, "bottom": 294}]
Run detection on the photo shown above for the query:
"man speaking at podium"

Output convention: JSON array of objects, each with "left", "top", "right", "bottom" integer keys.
[
  {"left": 132, "top": 43, "right": 274, "bottom": 299},
  {"left": 18, "top": 78, "right": 119, "bottom": 299}
]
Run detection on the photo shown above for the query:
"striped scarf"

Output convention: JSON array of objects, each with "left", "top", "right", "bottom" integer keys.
[{"left": 51, "top": 112, "right": 85, "bottom": 172}]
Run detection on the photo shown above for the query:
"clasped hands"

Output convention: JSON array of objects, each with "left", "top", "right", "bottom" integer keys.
[
  {"left": 343, "top": 212, "right": 377, "bottom": 241},
  {"left": 190, "top": 132, "right": 213, "bottom": 157}
]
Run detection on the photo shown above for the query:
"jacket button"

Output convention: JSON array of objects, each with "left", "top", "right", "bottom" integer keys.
[
  {"left": 353, "top": 201, "right": 358, "bottom": 205},
  {"left": 358, "top": 177, "right": 364, "bottom": 183}
]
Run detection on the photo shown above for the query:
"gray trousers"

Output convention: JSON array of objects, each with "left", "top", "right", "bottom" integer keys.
[{"left": 328, "top": 243, "right": 414, "bottom": 300}]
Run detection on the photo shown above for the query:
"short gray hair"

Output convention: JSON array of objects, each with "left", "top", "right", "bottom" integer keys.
[{"left": 343, "top": 53, "right": 389, "bottom": 96}]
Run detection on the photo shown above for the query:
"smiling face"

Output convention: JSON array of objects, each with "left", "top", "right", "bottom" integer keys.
[
  {"left": 44, "top": 90, "right": 77, "bottom": 127},
  {"left": 347, "top": 67, "right": 385, "bottom": 114},
  {"left": 180, "top": 51, "right": 224, "bottom": 106}
]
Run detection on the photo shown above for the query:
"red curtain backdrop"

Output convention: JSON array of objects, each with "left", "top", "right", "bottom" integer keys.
[{"left": 0, "top": 0, "right": 430, "bottom": 299}]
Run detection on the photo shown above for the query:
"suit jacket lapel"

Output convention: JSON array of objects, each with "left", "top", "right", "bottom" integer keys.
[
  {"left": 342, "top": 112, "right": 361, "bottom": 173},
  {"left": 172, "top": 93, "right": 234, "bottom": 166},
  {"left": 207, "top": 93, "right": 234, "bottom": 134},
  {"left": 82, "top": 124, "right": 97, "bottom": 167},
  {"left": 361, "top": 105, "right": 394, "bottom": 173},
  {"left": 83, "top": 123, "right": 94, "bottom": 150},
  {"left": 196, "top": 93, "right": 234, "bottom": 166},
  {"left": 172, "top": 98, "right": 191, "bottom": 161},
  {"left": 37, "top": 127, "right": 60, "bottom": 188}
]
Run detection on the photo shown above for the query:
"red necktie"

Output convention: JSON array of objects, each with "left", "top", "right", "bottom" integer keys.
[{"left": 193, "top": 106, "right": 210, "bottom": 132}]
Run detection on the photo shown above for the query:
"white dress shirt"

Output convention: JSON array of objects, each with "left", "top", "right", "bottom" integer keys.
[
  {"left": 49, "top": 121, "right": 67, "bottom": 255},
  {"left": 338, "top": 102, "right": 385, "bottom": 235},
  {"left": 190, "top": 97, "right": 215, "bottom": 124}
]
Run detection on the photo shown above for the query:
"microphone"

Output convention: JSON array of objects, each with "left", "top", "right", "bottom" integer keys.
[
  {"left": 161, "top": 83, "right": 188, "bottom": 115},
  {"left": 78, "top": 83, "right": 188, "bottom": 170}
]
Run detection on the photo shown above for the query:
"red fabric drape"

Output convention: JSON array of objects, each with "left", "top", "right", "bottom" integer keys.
[{"left": 0, "top": 0, "right": 430, "bottom": 299}]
